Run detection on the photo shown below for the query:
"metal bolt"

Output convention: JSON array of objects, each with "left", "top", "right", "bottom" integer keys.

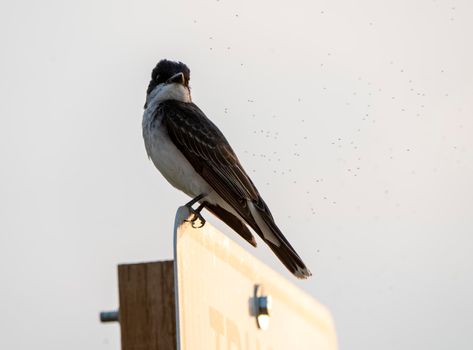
[
  {"left": 257, "top": 295, "right": 271, "bottom": 316},
  {"left": 100, "top": 310, "right": 119, "bottom": 323},
  {"left": 254, "top": 285, "right": 272, "bottom": 330}
]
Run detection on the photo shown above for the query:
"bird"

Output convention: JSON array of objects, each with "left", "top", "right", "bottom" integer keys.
[{"left": 142, "top": 59, "right": 311, "bottom": 279}]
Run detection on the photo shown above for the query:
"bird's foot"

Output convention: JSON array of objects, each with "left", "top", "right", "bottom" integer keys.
[
  {"left": 186, "top": 206, "right": 206, "bottom": 228},
  {"left": 184, "top": 195, "right": 206, "bottom": 228}
]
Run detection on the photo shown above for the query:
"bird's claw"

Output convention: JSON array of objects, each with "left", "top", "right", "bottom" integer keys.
[
  {"left": 184, "top": 194, "right": 206, "bottom": 228},
  {"left": 191, "top": 215, "right": 206, "bottom": 228},
  {"left": 185, "top": 208, "right": 206, "bottom": 228}
]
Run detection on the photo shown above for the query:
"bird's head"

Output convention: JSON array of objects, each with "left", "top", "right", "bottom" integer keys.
[{"left": 144, "top": 59, "right": 191, "bottom": 108}]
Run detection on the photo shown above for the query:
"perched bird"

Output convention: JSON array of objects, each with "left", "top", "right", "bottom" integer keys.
[{"left": 142, "top": 59, "right": 311, "bottom": 279}]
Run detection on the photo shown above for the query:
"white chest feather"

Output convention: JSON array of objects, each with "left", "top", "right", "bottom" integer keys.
[{"left": 142, "top": 84, "right": 212, "bottom": 198}]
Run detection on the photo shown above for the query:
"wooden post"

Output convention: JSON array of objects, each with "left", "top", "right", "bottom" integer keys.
[{"left": 118, "top": 261, "right": 177, "bottom": 350}]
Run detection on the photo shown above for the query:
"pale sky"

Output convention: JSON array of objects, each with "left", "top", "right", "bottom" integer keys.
[{"left": 1, "top": 0, "right": 472, "bottom": 349}]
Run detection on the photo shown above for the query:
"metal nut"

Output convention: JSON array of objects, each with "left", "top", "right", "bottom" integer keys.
[{"left": 254, "top": 285, "right": 272, "bottom": 330}]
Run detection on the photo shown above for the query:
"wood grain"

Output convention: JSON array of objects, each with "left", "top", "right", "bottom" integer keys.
[{"left": 118, "top": 261, "right": 176, "bottom": 350}]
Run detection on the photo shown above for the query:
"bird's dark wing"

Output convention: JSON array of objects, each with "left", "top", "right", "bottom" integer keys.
[
  {"left": 159, "top": 100, "right": 260, "bottom": 225},
  {"left": 159, "top": 100, "right": 311, "bottom": 278},
  {"left": 203, "top": 201, "right": 257, "bottom": 247}
]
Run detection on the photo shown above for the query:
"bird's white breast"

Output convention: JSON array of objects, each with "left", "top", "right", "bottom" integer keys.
[{"left": 142, "top": 85, "right": 212, "bottom": 199}]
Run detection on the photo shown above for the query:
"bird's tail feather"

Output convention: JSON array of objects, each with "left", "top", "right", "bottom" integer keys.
[
  {"left": 249, "top": 200, "right": 312, "bottom": 279},
  {"left": 266, "top": 240, "right": 312, "bottom": 279}
]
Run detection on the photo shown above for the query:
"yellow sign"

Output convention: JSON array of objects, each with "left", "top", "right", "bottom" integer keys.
[{"left": 174, "top": 207, "right": 337, "bottom": 350}]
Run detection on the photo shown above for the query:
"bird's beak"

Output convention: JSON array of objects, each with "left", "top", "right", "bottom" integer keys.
[{"left": 166, "top": 72, "right": 185, "bottom": 85}]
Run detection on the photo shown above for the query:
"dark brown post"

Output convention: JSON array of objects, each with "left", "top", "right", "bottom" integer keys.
[{"left": 118, "top": 261, "right": 177, "bottom": 350}]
